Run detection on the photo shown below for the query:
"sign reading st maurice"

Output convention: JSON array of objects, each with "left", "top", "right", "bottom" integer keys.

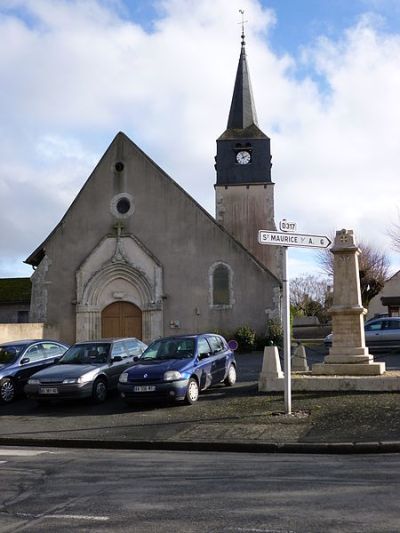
[{"left": 258, "top": 230, "right": 331, "bottom": 249}]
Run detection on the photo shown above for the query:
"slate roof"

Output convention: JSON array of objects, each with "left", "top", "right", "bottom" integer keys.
[
  {"left": 226, "top": 41, "right": 259, "bottom": 130},
  {"left": 0, "top": 278, "right": 31, "bottom": 304}
]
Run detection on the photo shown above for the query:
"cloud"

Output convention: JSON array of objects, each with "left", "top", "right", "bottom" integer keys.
[{"left": 0, "top": 0, "right": 399, "bottom": 280}]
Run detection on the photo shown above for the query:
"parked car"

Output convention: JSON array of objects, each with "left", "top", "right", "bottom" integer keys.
[
  {"left": 24, "top": 338, "right": 147, "bottom": 404},
  {"left": 118, "top": 333, "right": 237, "bottom": 405},
  {"left": 324, "top": 317, "right": 400, "bottom": 351},
  {"left": 0, "top": 339, "right": 69, "bottom": 403}
]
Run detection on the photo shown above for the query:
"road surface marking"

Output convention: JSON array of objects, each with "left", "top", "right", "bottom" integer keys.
[
  {"left": 14, "top": 512, "right": 109, "bottom": 521},
  {"left": 0, "top": 448, "right": 57, "bottom": 457}
]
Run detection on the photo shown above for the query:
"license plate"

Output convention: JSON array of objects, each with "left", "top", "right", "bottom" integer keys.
[
  {"left": 134, "top": 385, "right": 156, "bottom": 392},
  {"left": 40, "top": 387, "right": 58, "bottom": 395}
]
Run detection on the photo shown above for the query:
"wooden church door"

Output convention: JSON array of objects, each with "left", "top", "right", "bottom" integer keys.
[{"left": 101, "top": 302, "right": 142, "bottom": 340}]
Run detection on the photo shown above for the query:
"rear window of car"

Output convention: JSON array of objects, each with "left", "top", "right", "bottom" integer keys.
[
  {"left": 387, "top": 320, "right": 400, "bottom": 330},
  {"left": 208, "top": 336, "right": 225, "bottom": 354},
  {"left": 366, "top": 322, "right": 383, "bottom": 331},
  {"left": 41, "top": 343, "right": 66, "bottom": 358}
]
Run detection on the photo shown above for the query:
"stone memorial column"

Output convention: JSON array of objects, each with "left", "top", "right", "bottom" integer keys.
[{"left": 313, "top": 229, "right": 385, "bottom": 375}]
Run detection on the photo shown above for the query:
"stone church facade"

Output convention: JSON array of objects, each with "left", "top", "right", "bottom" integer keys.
[{"left": 24, "top": 36, "right": 282, "bottom": 345}]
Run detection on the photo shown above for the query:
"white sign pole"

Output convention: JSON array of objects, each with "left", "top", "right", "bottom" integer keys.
[
  {"left": 258, "top": 221, "right": 331, "bottom": 415},
  {"left": 282, "top": 246, "right": 291, "bottom": 415}
]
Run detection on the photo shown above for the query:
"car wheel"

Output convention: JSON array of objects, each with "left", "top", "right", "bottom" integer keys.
[
  {"left": 92, "top": 378, "right": 107, "bottom": 404},
  {"left": 184, "top": 378, "right": 199, "bottom": 405},
  {"left": 0, "top": 377, "right": 16, "bottom": 403},
  {"left": 224, "top": 364, "right": 237, "bottom": 386}
]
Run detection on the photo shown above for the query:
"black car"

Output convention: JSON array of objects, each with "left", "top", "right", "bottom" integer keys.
[{"left": 0, "top": 339, "right": 69, "bottom": 403}]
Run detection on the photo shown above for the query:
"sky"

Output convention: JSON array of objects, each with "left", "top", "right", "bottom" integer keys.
[{"left": 1, "top": 0, "right": 400, "bottom": 280}]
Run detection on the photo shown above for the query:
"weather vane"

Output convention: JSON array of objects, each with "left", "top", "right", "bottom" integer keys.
[{"left": 238, "top": 9, "right": 248, "bottom": 46}]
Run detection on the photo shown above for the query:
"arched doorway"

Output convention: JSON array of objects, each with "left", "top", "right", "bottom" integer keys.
[{"left": 101, "top": 302, "right": 142, "bottom": 339}]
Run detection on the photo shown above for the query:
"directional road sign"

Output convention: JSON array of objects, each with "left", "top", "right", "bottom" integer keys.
[{"left": 258, "top": 230, "right": 331, "bottom": 249}]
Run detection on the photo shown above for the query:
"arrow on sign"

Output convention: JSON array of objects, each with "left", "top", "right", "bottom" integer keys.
[{"left": 258, "top": 230, "right": 332, "bottom": 249}]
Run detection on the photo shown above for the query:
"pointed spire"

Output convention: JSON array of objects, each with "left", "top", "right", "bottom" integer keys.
[{"left": 227, "top": 11, "right": 258, "bottom": 130}]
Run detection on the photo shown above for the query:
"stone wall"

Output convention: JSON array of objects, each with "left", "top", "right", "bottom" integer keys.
[{"left": 0, "top": 323, "right": 60, "bottom": 344}]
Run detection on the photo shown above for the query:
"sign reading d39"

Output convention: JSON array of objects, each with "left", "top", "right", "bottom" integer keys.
[{"left": 258, "top": 230, "right": 331, "bottom": 249}]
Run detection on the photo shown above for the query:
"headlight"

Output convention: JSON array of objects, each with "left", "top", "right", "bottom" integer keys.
[
  {"left": 119, "top": 372, "right": 128, "bottom": 383},
  {"left": 63, "top": 378, "right": 78, "bottom": 384},
  {"left": 163, "top": 371, "right": 182, "bottom": 382},
  {"left": 77, "top": 373, "right": 96, "bottom": 384},
  {"left": 28, "top": 378, "right": 40, "bottom": 385}
]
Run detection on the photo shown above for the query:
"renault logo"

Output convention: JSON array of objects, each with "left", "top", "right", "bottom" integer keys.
[{"left": 143, "top": 373, "right": 148, "bottom": 378}]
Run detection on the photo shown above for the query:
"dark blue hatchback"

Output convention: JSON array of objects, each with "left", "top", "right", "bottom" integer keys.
[{"left": 118, "top": 334, "right": 237, "bottom": 405}]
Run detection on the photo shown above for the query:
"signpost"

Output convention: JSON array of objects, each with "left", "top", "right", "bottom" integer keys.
[
  {"left": 258, "top": 223, "right": 331, "bottom": 414},
  {"left": 258, "top": 230, "right": 331, "bottom": 249}
]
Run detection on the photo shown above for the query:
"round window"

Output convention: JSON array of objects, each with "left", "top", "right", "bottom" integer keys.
[
  {"left": 114, "top": 161, "right": 124, "bottom": 172},
  {"left": 110, "top": 193, "right": 134, "bottom": 219},
  {"left": 116, "top": 197, "right": 130, "bottom": 214}
]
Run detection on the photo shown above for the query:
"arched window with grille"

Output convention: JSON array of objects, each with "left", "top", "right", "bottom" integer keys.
[{"left": 210, "top": 262, "right": 233, "bottom": 308}]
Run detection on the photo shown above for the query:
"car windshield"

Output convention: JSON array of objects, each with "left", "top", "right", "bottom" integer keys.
[
  {"left": 58, "top": 343, "right": 110, "bottom": 365},
  {"left": 141, "top": 338, "right": 195, "bottom": 360},
  {"left": 0, "top": 345, "right": 26, "bottom": 365}
]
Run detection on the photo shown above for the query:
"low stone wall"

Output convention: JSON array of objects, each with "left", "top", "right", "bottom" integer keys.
[
  {"left": 0, "top": 323, "right": 60, "bottom": 343},
  {"left": 292, "top": 325, "right": 331, "bottom": 340}
]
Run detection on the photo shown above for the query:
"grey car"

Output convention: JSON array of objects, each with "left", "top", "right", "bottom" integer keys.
[
  {"left": 24, "top": 338, "right": 147, "bottom": 403},
  {"left": 0, "top": 339, "right": 69, "bottom": 403},
  {"left": 324, "top": 317, "right": 400, "bottom": 351}
]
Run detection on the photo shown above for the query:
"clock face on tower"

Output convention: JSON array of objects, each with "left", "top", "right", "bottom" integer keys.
[{"left": 236, "top": 150, "right": 251, "bottom": 165}]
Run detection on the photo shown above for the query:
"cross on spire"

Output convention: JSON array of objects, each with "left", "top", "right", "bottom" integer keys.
[{"left": 238, "top": 9, "right": 248, "bottom": 47}]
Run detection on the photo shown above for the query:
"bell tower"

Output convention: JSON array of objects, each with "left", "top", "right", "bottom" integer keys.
[{"left": 214, "top": 25, "right": 280, "bottom": 279}]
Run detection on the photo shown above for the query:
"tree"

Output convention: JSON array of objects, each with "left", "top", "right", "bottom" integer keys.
[
  {"left": 290, "top": 275, "right": 332, "bottom": 323},
  {"left": 318, "top": 240, "right": 390, "bottom": 308},
  {"left": 388, "top": 211, "right": 400, "bottom": 254}
]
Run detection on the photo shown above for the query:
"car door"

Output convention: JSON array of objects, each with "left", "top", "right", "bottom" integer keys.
[
  {"left": 365, "top": 320, "right": 384, "bottom": 348},
  {"left": 207, "top": 336, "right": 228, "bottom": 384},
  {"left": 382, "top": 319, "right": 400, "bottom": 349},
  {"left": 14, "top": 343, "right": 51, "bottom": 388},
  {"left": 195, "top": 336, "right": 213, "bottom": 390},
  {"left": 107, "top": 341, "right": 132, "bottom": 389}
]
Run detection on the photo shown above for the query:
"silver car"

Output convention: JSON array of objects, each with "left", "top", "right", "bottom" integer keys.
[
  {"left": 24, "top": 338, "right": 147, "bottom": 403},
  {"left": 324, "top": 317, "right": 400, "bottom": 351}
]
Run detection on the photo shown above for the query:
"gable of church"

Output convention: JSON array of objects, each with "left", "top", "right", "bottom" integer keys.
[{"left": 26, "top": 132, "right": 280, "bottom": 344}]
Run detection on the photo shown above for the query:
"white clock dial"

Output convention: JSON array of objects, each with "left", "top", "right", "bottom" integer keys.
[{"left": 236, "top": 150, "right": 251, "bottom": 165}]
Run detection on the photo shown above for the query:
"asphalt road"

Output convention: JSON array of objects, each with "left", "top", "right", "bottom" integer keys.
[{"left": 1, "top": 446, "right": 400, "bottom": 533}]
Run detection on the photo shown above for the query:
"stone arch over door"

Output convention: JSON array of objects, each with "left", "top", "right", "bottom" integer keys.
[
  {"left": 76, "top": 261, "right": 163, "bottom": 344},
  {"left": 101, "top": 301, "right": 142, "bottom": 339}
]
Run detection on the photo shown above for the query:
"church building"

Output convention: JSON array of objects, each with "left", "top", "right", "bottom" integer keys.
[{"left": 24, "top": 33, "right": 282, "bottom": 345}]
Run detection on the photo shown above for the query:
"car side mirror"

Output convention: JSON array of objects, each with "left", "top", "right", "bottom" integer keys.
[
  {"left": 133, "top": 355, "right": 140, "bottom": 362},
  {"left": 198, "top": 352, "right": 210, "bottom": 360},
  {"left": 111, "top": 355, "right": 122, "bottom": 363},
  {"left": 20, "top": 357, "right": 30, "bottom": 365}
]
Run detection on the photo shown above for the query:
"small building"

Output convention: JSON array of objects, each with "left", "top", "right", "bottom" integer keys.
[
  {"left": 367, "top": 270, "right": 400, "bottom": 319},
  {"left": 0, "top": 278, "right": 31, "bottom": 324}
]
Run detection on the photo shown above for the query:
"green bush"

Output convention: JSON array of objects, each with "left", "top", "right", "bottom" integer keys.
[
  {"left": 234, "top": 325, "right": 256, "bottom": 352},
  {"left": 264, "top": 319, "right": 283, "bottom": 348}
]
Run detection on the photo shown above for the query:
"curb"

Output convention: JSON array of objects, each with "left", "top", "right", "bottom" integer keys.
[{"left": 1, "top": 437, "right": 400, "bottom": 454}]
